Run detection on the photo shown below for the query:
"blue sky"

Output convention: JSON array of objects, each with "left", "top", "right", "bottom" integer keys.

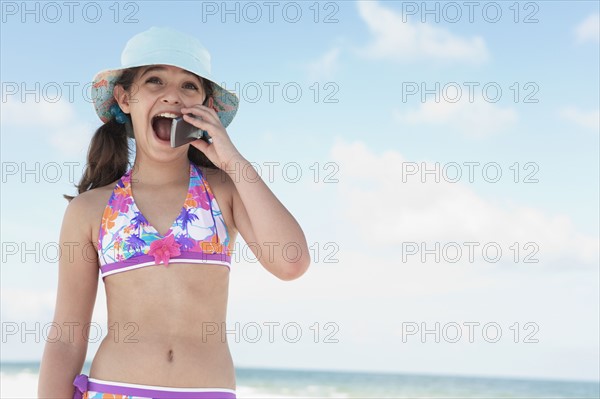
[{"left": 1, "top": 0, "right": 599, "bottom": 382}]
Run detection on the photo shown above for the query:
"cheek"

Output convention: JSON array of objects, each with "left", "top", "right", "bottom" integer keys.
[
  {"left": 128, "top": 97, "right": 151, "bottom": 118},
  {"left": 128, "top": 108, "right": 151, "bottom": 137},
  {"left": 128, "top": 84, "right": 152, "bottom": 108}
]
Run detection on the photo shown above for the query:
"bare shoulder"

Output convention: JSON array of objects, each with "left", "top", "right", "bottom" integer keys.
[
  {"left": 53, "top": 183, "right": 116, "bottom": 347},
  {"left": 66, "top": 180, "right": 118, "bottom": 247},
  {"left": 199, "top": 165, "right": 238, "bottom": 237}
]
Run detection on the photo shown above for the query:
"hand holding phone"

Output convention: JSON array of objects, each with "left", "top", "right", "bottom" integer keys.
[{"left": 170, "top": 115, "right": 212, "bottom": 148}]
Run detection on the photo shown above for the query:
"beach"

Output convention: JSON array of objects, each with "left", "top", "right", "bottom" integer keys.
[{"left": 3, "top": 362, "right": 599, "bottom": 398}]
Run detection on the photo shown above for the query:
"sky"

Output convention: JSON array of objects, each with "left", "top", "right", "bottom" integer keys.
[{"left": 1, "top": 0, "right": 599, "bottom": 383}]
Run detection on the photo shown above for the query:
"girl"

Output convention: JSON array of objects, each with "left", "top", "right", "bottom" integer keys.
[{"left": 38, "top": 27, "right": 310, "bottom": 399}]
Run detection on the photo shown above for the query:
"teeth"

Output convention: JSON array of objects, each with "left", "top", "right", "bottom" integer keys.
[{"left": 155, "top": 112, "right": 179, "bottom": 119}]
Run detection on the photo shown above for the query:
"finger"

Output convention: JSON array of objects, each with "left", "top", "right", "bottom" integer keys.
[
  {"left": 181, "top": 106, "right": 208, "bottom": 120},
  {"left": 190, "top": 137, "right": 210, "bottom": 152},
  {"left": 182, "top": 105, "right": 219, "bottom": 124},
  {"left": 181, "top": 109, "right": 217, "bottom": 126},
  {"left": 182, "top": 105, "right": 215, "bottom": 118},
  {"left": 182, "top": 113, "right": 213, "bottom": 130}
]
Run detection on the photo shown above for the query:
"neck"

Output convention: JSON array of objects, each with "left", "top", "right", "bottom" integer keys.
[{"left": 130, "top": 156, "right": 191, "bottom": 187}]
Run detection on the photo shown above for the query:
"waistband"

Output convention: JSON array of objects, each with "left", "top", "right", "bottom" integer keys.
[{"left": 73, "top": 373, "right": 236, "bottom": 399}]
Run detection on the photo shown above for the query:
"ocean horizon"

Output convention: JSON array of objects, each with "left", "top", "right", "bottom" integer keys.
[{"left": 3, "top": 361, "right": 599, "bottom": 398}]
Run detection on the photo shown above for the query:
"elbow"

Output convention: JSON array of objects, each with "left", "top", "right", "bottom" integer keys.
[{"left": 277, "top": 253, "right": 311, "bottom": 281}]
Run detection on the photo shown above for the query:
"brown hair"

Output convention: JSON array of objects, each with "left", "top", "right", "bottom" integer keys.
[{"left": 64, "top": 67, "right": 216, "bottom": 202}]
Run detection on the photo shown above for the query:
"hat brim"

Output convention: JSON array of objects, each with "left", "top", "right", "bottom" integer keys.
[{"left": 91, "top": 65, "right": 239, "bottom": 129}]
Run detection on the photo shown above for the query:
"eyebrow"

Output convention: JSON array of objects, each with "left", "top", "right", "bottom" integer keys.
[{"left": 140, "top": 66, "right": 202, "bottom": 83}]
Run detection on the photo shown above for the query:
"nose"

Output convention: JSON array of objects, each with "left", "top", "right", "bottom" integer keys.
[
  {"left": 161, "top": 96, "right": 180, "bottom": 104},
  {"left": 160, "top": 85, "right": 182, "bottom": 105}
]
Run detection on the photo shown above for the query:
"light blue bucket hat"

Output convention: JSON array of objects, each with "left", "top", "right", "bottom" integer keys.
[{"left": 91, "top": 27, "right": 239, "bottom": 129}]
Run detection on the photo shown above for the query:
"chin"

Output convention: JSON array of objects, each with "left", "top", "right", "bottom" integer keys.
[{"left": 134, "top": 128, "right": 186, "bottom": 161}]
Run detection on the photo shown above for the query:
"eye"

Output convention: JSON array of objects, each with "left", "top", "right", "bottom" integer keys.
[
  {"left": 183, "top": 82, "right": 199, "bottom": 90},
  {"left": 145, "top": 76, "right": 162, "bottom": 84}
]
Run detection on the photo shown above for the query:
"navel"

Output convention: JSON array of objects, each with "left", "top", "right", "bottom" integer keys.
[{"left": 167, "top": 348, "right": 174, "bottom": 362}]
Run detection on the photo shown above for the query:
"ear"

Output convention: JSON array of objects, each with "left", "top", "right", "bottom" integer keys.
[
  {"left": 207, "top": 96, "right": 214, "bottom": 110},
  {"left": 113, "top": 85, "right": 131, "bottom": 114}
]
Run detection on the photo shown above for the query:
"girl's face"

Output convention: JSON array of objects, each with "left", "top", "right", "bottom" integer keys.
[{"left": 116, "top": 64, "right": 207, "bottom": 161}]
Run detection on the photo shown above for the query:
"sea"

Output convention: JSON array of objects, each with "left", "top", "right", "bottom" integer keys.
[{"left": 2, "top": 362, "right": 599, "bottom": 398}]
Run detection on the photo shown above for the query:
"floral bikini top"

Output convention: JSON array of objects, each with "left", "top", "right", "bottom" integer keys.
[{"left": 97, "top": 162, "right": 231, "bottom": 280}]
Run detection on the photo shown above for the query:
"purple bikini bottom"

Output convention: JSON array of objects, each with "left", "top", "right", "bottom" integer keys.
[{"left": 72, "top": 373, "right": 237, "bottom": 399}]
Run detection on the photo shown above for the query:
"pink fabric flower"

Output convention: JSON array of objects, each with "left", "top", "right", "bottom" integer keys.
[{"left": 148, "top": 233, "right": 181, "bottom": 267}]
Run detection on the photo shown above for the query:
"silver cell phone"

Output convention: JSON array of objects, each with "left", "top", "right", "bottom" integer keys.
[{"left": 170, "top": 115, "right": 211, "bottom": 148}]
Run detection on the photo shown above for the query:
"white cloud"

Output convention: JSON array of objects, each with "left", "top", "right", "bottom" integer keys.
[
  {"left": 575, "top": 13, "right": 600, "bottom": 43},
  {"left": 560, "top": 106, "right": 600, "bottom": 131},
  {"left": 393, "top": 94, "right": 518, "bottom": 137},
  {"left": 330, "top": 139, "right": 599, "bottom": 266},
  {"left": 306, "top": 47, "right": 341, "bottom": 81},
  {"left": 1, "top": 98, "right": 93, "bottom": 156},
  {"left": 229, "top": 139, "right": 599, "bottom": 381},
  {"left": 354, "top": 0, "right": 489, "bottom": 64}
]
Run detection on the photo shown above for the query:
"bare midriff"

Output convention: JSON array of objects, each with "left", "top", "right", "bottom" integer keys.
[{"left": 89, "top": 262, "right": 235, "bottom": 389}]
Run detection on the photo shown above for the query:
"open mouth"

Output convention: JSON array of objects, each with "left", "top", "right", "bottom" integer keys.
[{"left": 151, "top": 112, "right": 181, "bottom": 142}]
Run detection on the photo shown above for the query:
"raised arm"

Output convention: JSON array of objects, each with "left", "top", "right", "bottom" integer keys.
[
  {"left": 182, "top": 104, "right": 311, "bottom": 281},
  {"left": 226, "top": 155, "right": 311, "bottom": 281},
  {"left": 38, "top": 193, "right": 99, "bottom": 398}
]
